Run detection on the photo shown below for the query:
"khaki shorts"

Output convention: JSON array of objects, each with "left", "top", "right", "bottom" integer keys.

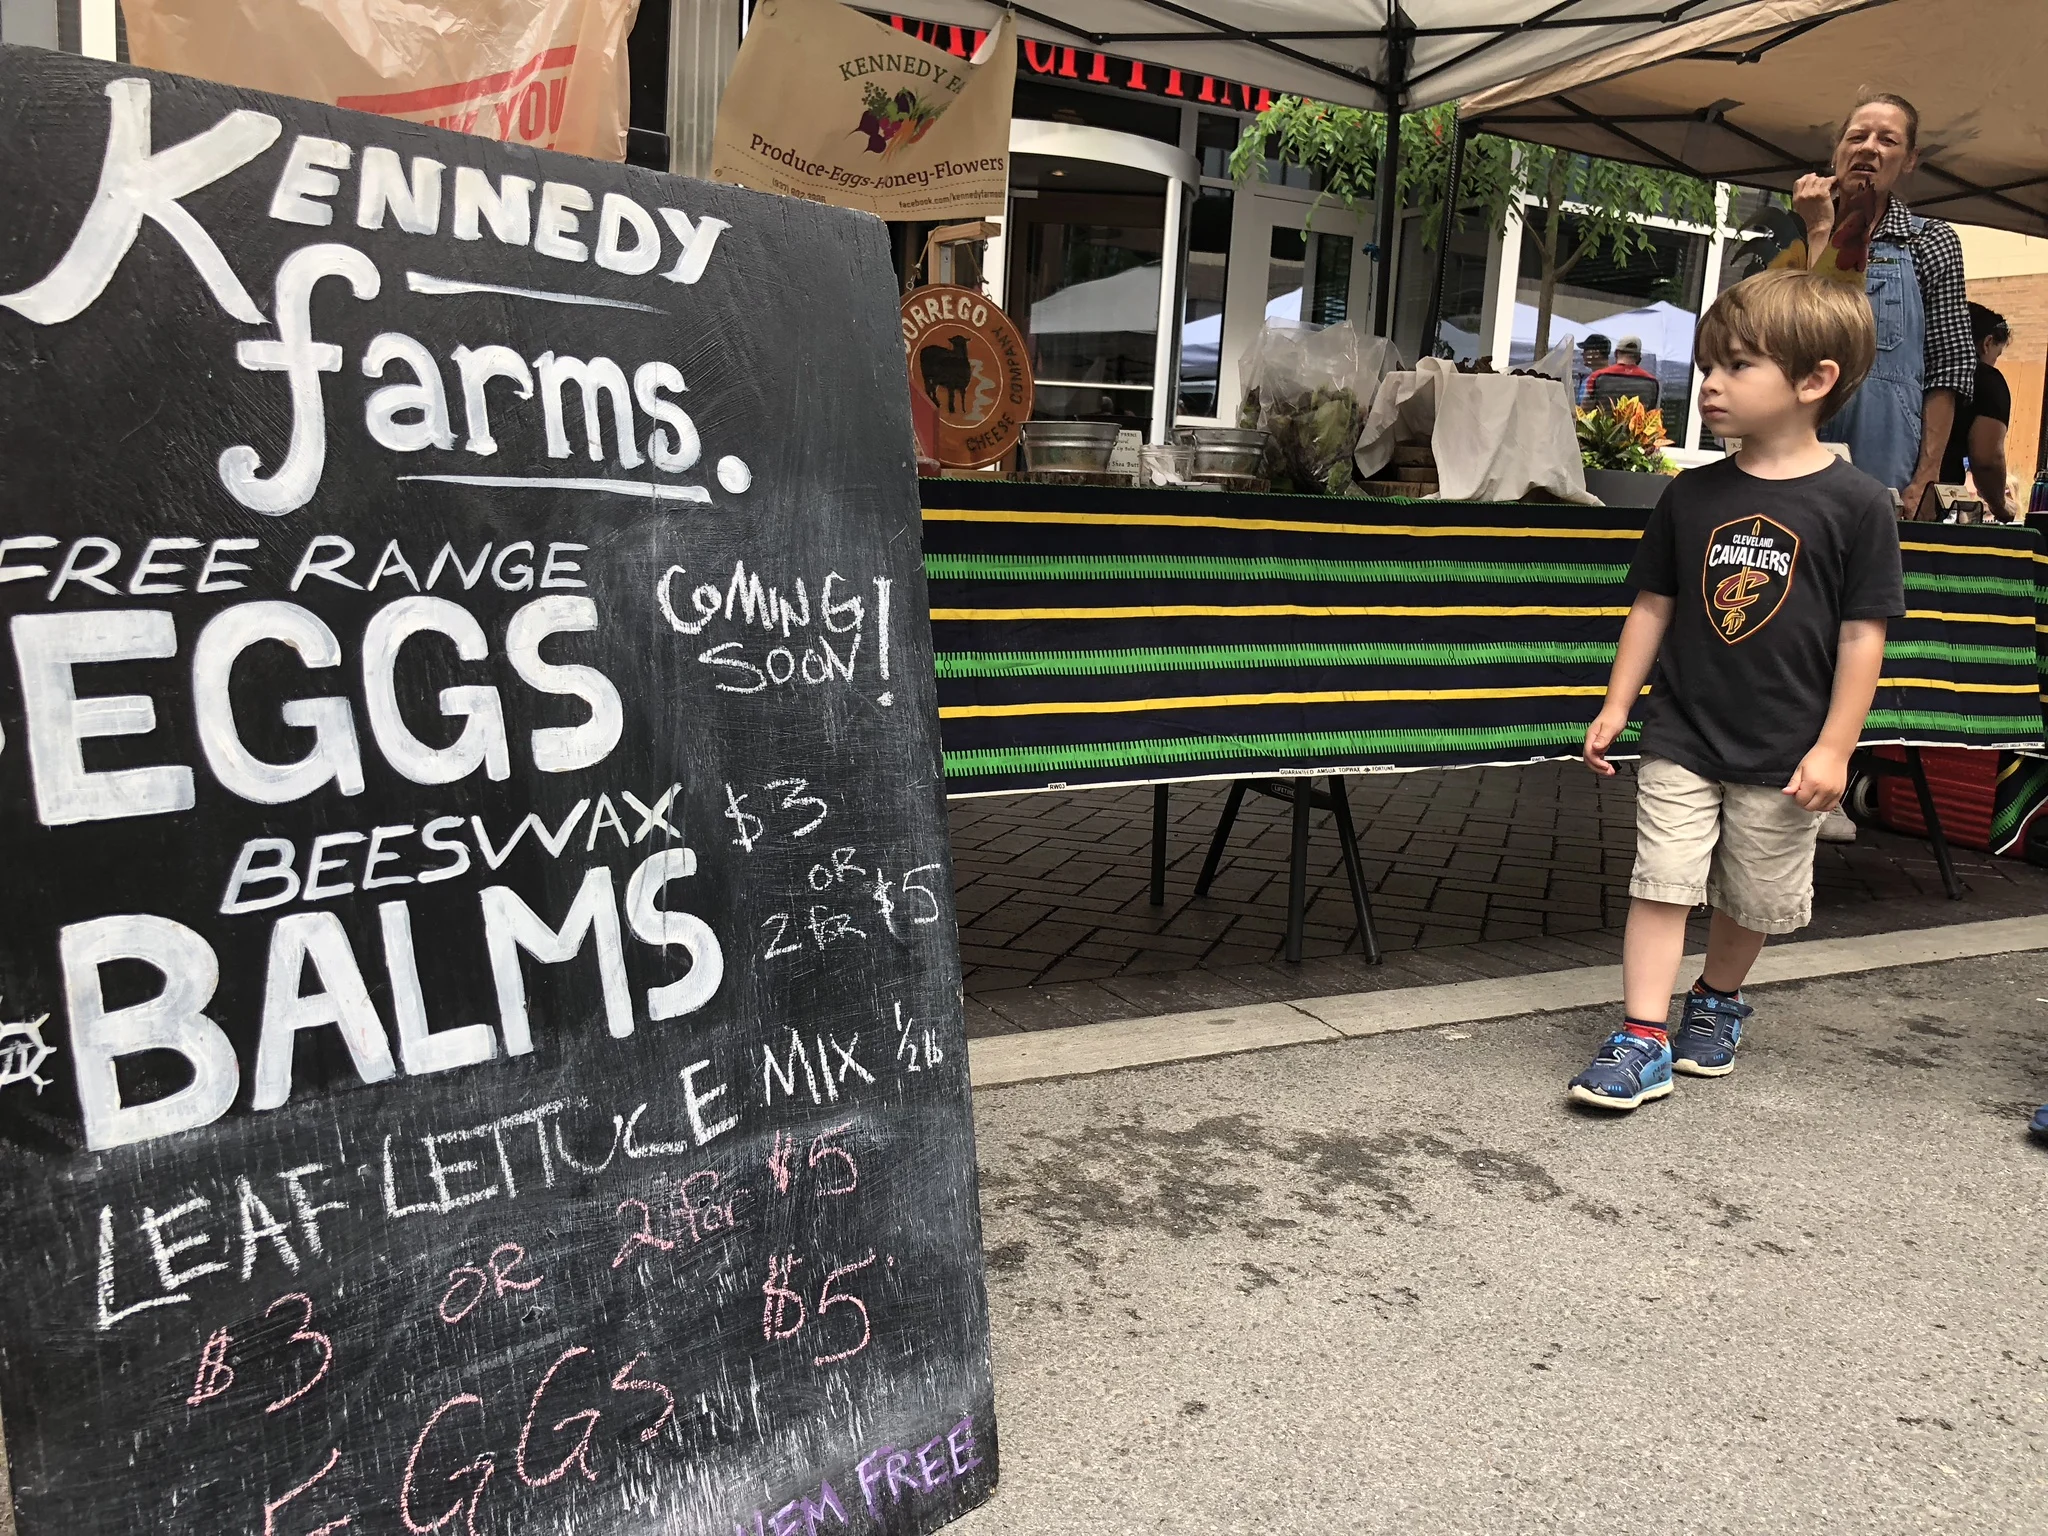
[{"left": 1630, "top": 756, "right": 1824, "bottom": 934}]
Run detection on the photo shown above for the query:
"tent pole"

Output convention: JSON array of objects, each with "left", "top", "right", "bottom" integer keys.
[
  {"left": 1419, "top": 112, "right": 1466, "bottom": 360},
  {"left": 1370, "top": 19, "right": 1408, "bottom": 336}
]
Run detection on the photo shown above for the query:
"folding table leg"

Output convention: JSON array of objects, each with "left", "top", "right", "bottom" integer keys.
[
  {"left": 1326, "top": 775, "right": 1382, "bottom": 965},
  {"left": 1150, "top": 783, "right": 1169, "bottom": 907},
  {"left": 1194, "top": 781, "right": 1247, "bottom": 897},
  {"left": 1905, "top": 747, "right": 1963, "bottom": 900},
  {"left": 1285, "top": 778, "right": 1312, "bottom": 964}
]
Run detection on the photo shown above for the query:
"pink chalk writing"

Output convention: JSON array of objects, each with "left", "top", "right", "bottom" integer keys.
[
  {"left": 809, "top": 1122, "right": 859, "bottom": 1198},
  {"left": 400, "top": 1394, "right": 493, "bottom": 1536},
  {"left": 398, "top": 1344, "right": 679, "bottom": 1531},
  {"left": 515, "top": 1346, "right": 599, "bottom": 1488},
  {"left": 439, "top": 1242, "right": 544, "bottom": 1324},
  {"left": 611, "top": 1168, "right": 747, "bottom": 1270},
  {"left": 608, "top": 1352, "right": 677, "bottom": 1443},
  {"left": 263, "top": 1445, "right": 352, "bottom": 1536},
  {"left": 766, "top": 1130, "right": 797, "bottom": 1193},
  {"left": 264, "top": 1292, "right": 333, "bottom": 1412},
  {"left": 762, "top": 1253, "right": 806, "bottom": 1340},
  {"left": 187, "top": 1326, "right": 234, "bottom": 1405},
  {"left": 611, "top": 1196, "right": 676, "bottom": 1268},
  {"left": 812, "top": 1253, "right": 876, "bottom": 1366},
  {"left": 758, "top": 1249, "right": 881, "bottom": 1366}
]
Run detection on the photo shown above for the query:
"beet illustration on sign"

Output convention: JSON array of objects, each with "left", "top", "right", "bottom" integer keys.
[{"left": 855, "top": 82, "right": 940, "bottom": 155}]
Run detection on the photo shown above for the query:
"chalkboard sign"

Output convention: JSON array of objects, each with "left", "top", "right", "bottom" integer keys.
[{"left": 0, "top": 45, "right": 993, "bottom": 1536}]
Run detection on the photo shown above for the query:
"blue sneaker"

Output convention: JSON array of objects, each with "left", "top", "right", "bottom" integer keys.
[
  {"left": 1672, "top": 987, "right": 1752, "bottom": 1077},
  {"left": 1568, "top": 1030, "right": 1674, "bottom": 1111},
  {"left": 2030, "top": 1104, "right": 2048, "bottom": 1145}
]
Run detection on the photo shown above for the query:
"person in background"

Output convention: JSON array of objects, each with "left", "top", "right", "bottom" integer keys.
[
  {"left": 1940, "top": 303, "right": 2012, "bottom": 515},
  {"left": 1584, "top": 335, "right": 1659, "bottom": 404},
  {"left": 1578, "top": 333, "right": 1612, "bottom": 404},
  {"left": 1793, "top": 93, "right": 1973, "bottom": 516}
]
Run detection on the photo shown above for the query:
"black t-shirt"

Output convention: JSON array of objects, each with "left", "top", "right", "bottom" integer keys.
[
  {"left": 1940, "top": 362, "right": 2013, "bottom": 484},
  {"left": 1628, "top": 456, "right": 1905, "bottom": 785}
]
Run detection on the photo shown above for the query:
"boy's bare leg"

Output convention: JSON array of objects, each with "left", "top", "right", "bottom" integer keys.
[
  {"left": 1571, "top": 897, "right": 1691, "bottom": 1109},
  {"left": 1621, "top": 897, "right": 1692, "bottom": 1024},
  {"left": 1701, "top": 909, "right": 1768, "bottom": 993}
]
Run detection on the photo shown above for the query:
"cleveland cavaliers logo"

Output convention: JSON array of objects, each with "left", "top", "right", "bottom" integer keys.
[{"left": 1703, "top": 516, "right": 1800, "bottom": 642}]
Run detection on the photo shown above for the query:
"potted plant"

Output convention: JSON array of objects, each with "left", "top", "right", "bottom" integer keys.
[{"left": 1578, "top": 396, "right": 1677, "bottom": 507}]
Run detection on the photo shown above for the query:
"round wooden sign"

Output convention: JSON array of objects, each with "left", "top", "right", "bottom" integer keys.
[{"left": 901, "top": 285, "right": 1032, "bottom": 467}]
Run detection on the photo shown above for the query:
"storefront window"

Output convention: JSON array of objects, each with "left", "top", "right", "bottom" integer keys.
[
  {"left": 1394, "top": 209, "right": 1491, "bottom": 362},
  {"left": 1177, "top": 187, "right": 1233, "bottom": 417},
  {"left": 1267, "top": 228, "right": 1351, "bottom": 325},
  {"left": 1196, "top": 112, "right": 1241, "bottom": 180},
  {"left": 1513, "top": 213, "right": 1707, "bottom": 439},
  {"left": 1014, "top": 80, "right": 1184, "bottom": 145},
  {"left": 1007, "top": 157, "right": 1168, "bottom": 430}
]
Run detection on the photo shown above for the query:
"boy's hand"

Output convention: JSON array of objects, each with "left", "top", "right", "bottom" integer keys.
[
  {"left": 1583, "top": 708, "right": 1630, "bottom": 777},
  {"left": 1784, "top": 746, "right": 1850, "bottom": 812}
]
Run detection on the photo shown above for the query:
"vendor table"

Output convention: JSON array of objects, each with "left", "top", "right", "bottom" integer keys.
[{"left": 921, "top": 480, "right": 2048, "bottom": 948}]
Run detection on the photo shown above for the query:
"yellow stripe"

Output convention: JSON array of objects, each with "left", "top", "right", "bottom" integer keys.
[
  {"left": 930, "top": 603, "right": 1631, "bottom": 621},
  {"left": 938, "top": 685, "right": 1612, "bottom": 720},
  {"left": 1898, "top": 540, "right": 2035, "bottom": 559},
  {"left": 1879, "top": 677, "right": 2042, "bottom": 695},
  {"left": 920, "top": 507, "right": 1640, "bottom": 540},
  {"left": 1902, "top": 609, "right": 2036, "bottom": 626}
]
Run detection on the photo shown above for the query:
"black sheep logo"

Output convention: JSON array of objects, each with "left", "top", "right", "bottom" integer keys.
[{"left": 919, "top": 335, "right": 973, "bottom": 414}]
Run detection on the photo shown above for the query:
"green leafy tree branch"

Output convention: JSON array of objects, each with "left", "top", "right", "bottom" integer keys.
[{"left": 1231, "top": 100, "right": 1718, "bottom": 354}]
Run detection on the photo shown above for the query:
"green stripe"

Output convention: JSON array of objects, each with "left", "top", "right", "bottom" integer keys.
[
  {"left": 1901, "top": 572, "right": 2036, "bottom": 599},
  {"left": 935, "top": 638, "right": 2038, "bottom": 680},
  {"left": 935, "top": 641, "right": 1620, "bottom": 679},
  {"left": 1880, "top": 640, "right": 2039, "bottom": 667},
  {"left": 943, "top": 722, "right": 1639, "bottom": 778},
  {"left": 1864, "top": 710, "right": 2044, "bottom": 736},
  {"left": 1991, "top": 762, "right": 2048, "bottom": 843},
  {"left": 924, "top": 553, "right": 1629, "bottom": 584}
]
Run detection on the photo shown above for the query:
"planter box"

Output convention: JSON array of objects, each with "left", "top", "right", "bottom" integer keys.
[{"left": 1584, "top": 466, "right": 1674, "bottom": 509}]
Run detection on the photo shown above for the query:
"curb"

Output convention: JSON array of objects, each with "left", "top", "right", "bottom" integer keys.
[{"left": 966, "top": 915, "right": 2048, "bottom": 1090}]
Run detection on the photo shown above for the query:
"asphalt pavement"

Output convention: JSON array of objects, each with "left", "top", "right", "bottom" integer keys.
[{"left": 957, "top": 950, "right": 2048, "bottom": 1535}]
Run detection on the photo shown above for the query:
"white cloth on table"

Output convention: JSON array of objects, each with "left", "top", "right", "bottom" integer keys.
[{"left": 1354, "top": 358, "right": 1598, "bottom": 505}]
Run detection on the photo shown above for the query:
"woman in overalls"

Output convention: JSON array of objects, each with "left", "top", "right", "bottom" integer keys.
[{"left": 1792, "top": 93, "right": 1974, "bottom": 519}]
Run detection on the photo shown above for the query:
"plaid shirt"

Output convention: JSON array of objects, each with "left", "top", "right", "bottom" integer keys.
[{"left": 1875, "top": 198, "right": 1974, "bottom": 401}]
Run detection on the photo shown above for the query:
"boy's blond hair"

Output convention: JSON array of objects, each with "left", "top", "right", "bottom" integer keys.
[{"left": 1695, "top": 269, "right": 1877, "bottom": 424}]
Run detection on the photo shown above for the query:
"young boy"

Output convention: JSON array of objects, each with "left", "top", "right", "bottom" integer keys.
[{"left": 1571, "top": 268, "right": 1900, "bottom": 1110}]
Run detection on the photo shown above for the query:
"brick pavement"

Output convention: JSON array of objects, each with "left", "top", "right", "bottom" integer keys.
[{"left": 947, "top": 763, "right": 2048, "bottom": 1037}]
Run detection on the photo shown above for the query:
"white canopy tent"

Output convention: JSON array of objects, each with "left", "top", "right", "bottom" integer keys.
[
  {"left": 1459, "top": 0, "right": 2048, "bottom": 238},
  {"left": 891, "top": 0, "right": 1766, "bottom": 113},
  {"left": 895, "top": 0, "right": 1767, "bottom": 325}
]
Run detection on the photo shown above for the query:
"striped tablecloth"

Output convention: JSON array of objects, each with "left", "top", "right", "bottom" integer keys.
[{"left": 921, "top": 480, "right": 2048, "bottom": 798}]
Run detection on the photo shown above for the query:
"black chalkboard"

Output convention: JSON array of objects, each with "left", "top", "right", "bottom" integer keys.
[{"left": 0, "top": 45, "right": 993, "bottom": 1536}]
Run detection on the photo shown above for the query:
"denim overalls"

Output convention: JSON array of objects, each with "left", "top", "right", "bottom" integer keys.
[{"left": 1820, "top": 212, "right": 1926, "bottom": 491}]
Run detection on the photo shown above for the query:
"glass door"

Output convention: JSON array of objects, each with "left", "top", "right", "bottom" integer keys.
[
  {"left": 1211, "top": 191, "right": 1374, "bottom": 426},
  {"left": 1003, "top": 122, "right": 1197, "bottom": 443}
]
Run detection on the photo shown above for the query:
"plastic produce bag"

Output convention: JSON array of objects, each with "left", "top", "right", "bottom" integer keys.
[
  {"left": 1236, "top": 320, "right": 1396, "bottom": 495},
  {"left": 123, "top": 0, "right": 640, "bottom": 161},
  {"left": 1530, "top": 334, "right": 1576, "bottom": 382}
]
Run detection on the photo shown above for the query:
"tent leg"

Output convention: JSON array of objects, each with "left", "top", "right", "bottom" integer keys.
[
  {"left": 1419, "top": 113, "right": 1466, "bottom": 360},
  {"left": 1373, "top": 106, "right": 1403, "bottom": 336},
  {"left": 1371, "top": 25, "right": 1408, "bottom": 337}
]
